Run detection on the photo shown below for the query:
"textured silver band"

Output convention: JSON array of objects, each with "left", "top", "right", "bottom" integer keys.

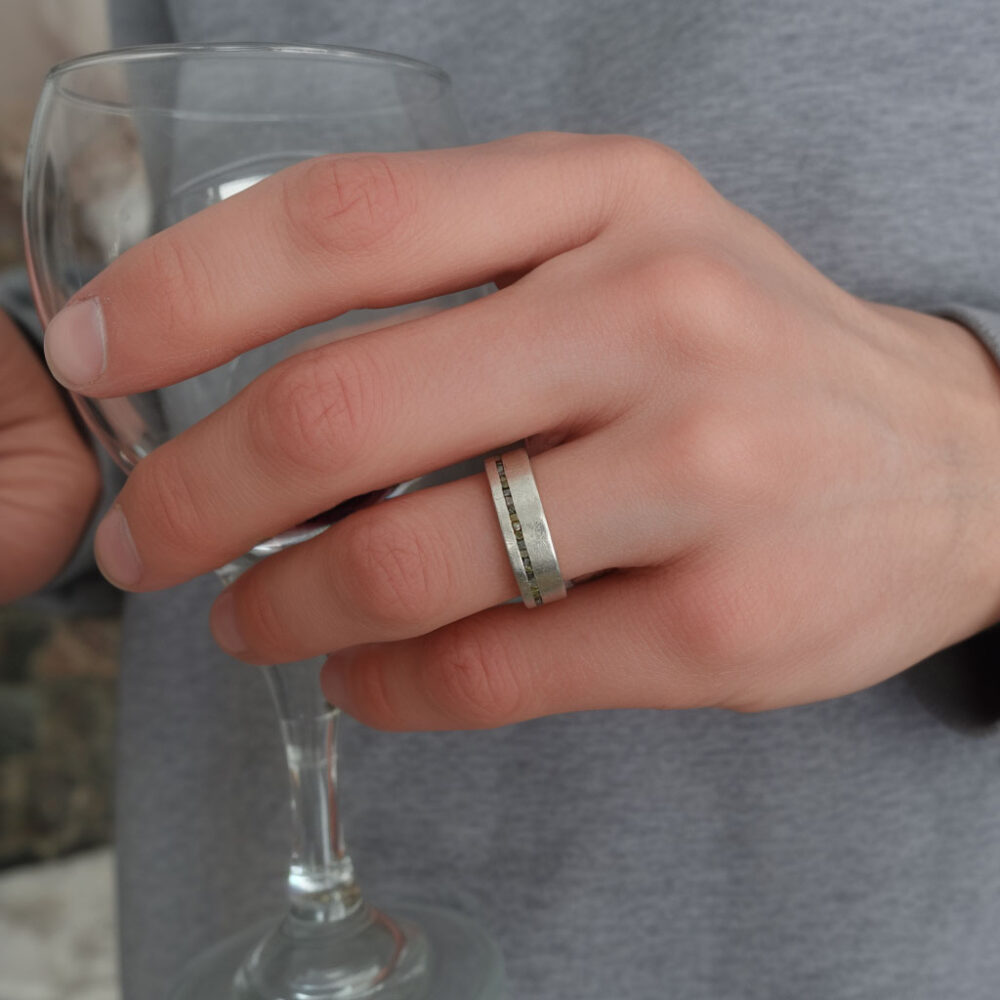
[{"left": 485, "top": 446, "right": 567, "bottom": 608}]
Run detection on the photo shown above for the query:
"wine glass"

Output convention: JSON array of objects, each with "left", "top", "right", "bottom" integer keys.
[{"left": 23, "top": 43, "right": 506, "bottom": 1000}]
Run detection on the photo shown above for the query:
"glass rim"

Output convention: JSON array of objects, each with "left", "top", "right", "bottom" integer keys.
[{"left": 44, "top": 42, "right": 451, "bottom": 113}]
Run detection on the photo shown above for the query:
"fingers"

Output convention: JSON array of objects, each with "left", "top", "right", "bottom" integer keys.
[
  {"left": 44, "top": 132, "right": 647, "bottom": 396},
  {"left": 316, "top": 566, "right": 703, "bottom": 731},
  {"left": 95, "top": 272, "right": 633, "bottom": 590},
  {"left": 207, "top": 432, "right": 679, "bottom": 664},
  {"left": 0, "top": 313, "right": 99, "bottom": 601}
]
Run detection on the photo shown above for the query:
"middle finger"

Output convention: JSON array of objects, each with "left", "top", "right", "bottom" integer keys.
[{"left": 97, "top": 269, "right": 629, "bottom": 590}]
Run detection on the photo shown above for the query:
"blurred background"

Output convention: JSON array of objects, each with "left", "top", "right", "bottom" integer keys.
[{"left": 0, "top": 1, "right": 119, "bottom": 997}]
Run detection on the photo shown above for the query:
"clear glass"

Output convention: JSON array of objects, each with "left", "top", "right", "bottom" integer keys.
[{"left": 23, "top": 44, "right": 505, "bottom": 1000}]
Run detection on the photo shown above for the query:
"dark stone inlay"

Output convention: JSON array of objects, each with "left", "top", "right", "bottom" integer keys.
[{"left": 494, "top": 457, "right": 543, "bottom": 606}]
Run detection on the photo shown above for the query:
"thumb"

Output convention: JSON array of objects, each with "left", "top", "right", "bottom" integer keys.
[{"left": 0, "top": 311, "right": 99, "bottom": 602}]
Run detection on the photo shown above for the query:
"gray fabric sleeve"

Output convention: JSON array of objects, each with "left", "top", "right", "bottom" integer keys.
[
  {"left": 929, "top": 303, "right": 1000, "bottom": 364},
  {"left": 107, "top": 0, "right": 176, "bottom": 46},
  {"left": 899, "top": 302, "right": 1000, "bottom": 730},
  {"left": 1, "top": 270, "right": 123, "bottom": 616}
]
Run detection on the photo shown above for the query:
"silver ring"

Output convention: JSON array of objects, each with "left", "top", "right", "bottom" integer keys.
[{"left": 484, "top": 446, "right": 567, "bottom": 608}]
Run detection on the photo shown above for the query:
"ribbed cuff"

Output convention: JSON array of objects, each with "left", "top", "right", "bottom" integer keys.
[
  {"left": 908, "top": 301, "right": 1000, "bottom": 731},
  {"left": 927, "top": 302, "right": 1000, "bottom": 369}
]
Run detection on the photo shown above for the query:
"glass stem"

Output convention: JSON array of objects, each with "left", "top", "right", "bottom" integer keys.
[
  {"left": 216, "top": 556, "right": 364, "bottom": 928},
  {"left": 213, "top": 562, "right": 424, "bottom": 1000},
  {"left": 262, "top": 662, "right": 363, "bottom": 924}
]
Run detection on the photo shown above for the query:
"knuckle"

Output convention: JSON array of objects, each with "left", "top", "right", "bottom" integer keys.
[
  {"left": 234, "top": 576, "right": 288, "bottom": 659},
  {"left": 132, "top": 448, "right": 216, "bottom": 558},
  {"left": 663, "top": 562, "right": 776, "bottom": 679},
  {"left": 551, "top": 134, "right": 692, "bottom": 228},
  {"left": 668, "top": 246, "right": 739, "bottom": 300},
  {"left": 421, "top": 620, "right": 525, "bottom": 728},
  {"left": 282, "top": 153, "right": 413, "bottom": 259},
  {"left": 254, "top": 346, "right": 382, "bottom": 478},
  {"left": 624, "top": 251, "right": 679, "bottom": 322},
  {"left": 144, "top": 231, "right": 218, "bottom": 332},
  {"left": 665, "top": 248, "right": 743, "bottom": 319},
  {"left": 609, "top": 134, "right": 692, "bottom": 178},
  {"left": 632, "top": 248, "right": 766, "bottom": 367},
  {"left": 667, "top": 407, "right": 773, "bottom": 506},
  {"left": 338, "top": 649, "right": 410, "bottom": 731},
  {"left": 606, "top": 134, "right": 706, "bottom": 208},
  {"left": 339, "top": 505, "right": 451, "bottom": 630}
]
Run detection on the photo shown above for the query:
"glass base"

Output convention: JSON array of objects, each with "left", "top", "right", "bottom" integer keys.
[{"left": 167, "top": 901, "right": 506, "bottom": 1000}]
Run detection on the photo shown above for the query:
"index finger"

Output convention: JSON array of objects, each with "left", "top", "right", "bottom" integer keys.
[{"left": 42, "top": 132, "right": 644, "bottom": 396}]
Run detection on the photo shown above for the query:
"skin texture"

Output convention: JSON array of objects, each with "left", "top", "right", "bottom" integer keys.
[
  {"left": 0, "top": 311, "right": 100, "bottom": 603},
  {"left": 40, "top": 132, "right": 1000, "bottom": 730}
]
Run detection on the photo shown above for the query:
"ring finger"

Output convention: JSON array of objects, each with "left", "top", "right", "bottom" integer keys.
[{"left": 209, "top": 428, "right": 688, "bottom": 665}]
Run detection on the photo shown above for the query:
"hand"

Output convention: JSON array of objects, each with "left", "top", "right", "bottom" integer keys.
[
  {"left": 0, "top": 310, "right": 100, "bottom": 603},
  {"left": 43, "top": 132, "right": 1000, "bottom": 728}
]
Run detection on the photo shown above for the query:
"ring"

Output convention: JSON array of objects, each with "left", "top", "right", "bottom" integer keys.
[{"left": 484, "top": 446, "right": 567, "bottom": 608}]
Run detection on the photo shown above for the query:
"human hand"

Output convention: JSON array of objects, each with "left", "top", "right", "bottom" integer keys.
[
  {"left": 42, "top": 133, "right": 1000, "bottom": 728},
  {"left": 0, "top": 310, "right": 100, "bottom": 603}
]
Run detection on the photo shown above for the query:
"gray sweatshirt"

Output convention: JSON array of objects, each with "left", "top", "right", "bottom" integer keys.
[{"left": 6, "top": 0, "right": 1000, "bottom": 997}]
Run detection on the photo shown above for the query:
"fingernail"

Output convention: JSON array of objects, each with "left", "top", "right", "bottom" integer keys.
[
  {"left": 94, "top": 505, "right": 142, "bottom": 587},
  {"left": 44, "top": 299, "right": 107, "bottom": 388},
  {"left": 211, "top": 589, "right": 246, "bottom": 656}
]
